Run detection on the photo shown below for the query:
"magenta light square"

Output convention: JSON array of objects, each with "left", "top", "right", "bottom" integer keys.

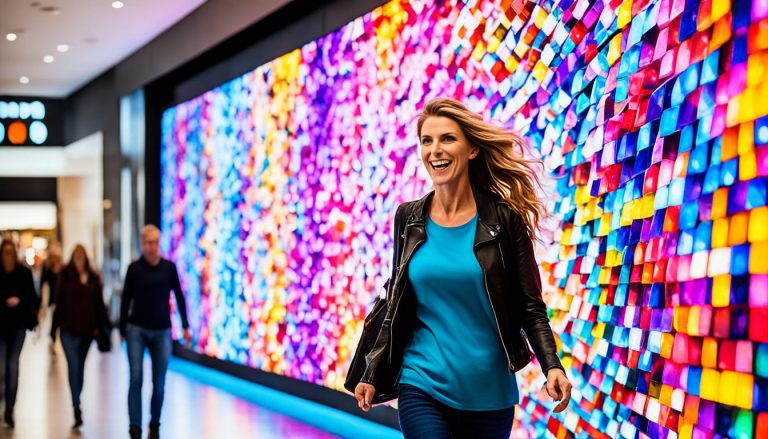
[{"left": 751, "top": 274, "right": 768, "bottom": 307}]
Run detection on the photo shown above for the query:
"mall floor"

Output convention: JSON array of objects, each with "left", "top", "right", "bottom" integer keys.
[{"left": 1, "top": 316, "right": 398, "bottom": 439}]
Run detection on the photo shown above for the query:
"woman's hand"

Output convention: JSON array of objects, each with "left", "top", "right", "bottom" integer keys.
[
  {"left": 546, "top": 368, "right": 572, "bottom": 413},
  {"left": 354, "top": 382, "right": 376, "bottom": 412}
]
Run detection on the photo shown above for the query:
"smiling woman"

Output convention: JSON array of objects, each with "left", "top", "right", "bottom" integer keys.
[{"left": 353, "top": 98, "right": 571, "bottom": 438}]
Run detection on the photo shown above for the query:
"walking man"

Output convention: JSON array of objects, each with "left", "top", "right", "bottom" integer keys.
[{"left": 120, "top": 225, "right": 191, "bottom": 439}]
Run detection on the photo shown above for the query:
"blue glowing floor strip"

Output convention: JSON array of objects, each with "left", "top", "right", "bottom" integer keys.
[{"left": 169, "top": 358, "right": 401, "bottom": 439}]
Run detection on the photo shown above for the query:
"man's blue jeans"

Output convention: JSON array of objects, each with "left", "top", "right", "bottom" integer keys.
[{"left": 126, "top": 323, "right": 171, "bottom": 428}]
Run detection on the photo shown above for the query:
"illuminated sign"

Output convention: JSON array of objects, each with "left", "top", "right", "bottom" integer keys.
[{"left": 0, "top": 98, "right": 62, "bottom": 146}]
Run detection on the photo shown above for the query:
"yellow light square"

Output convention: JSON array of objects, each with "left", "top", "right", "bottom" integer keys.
[
  {"left": 598, "top": 214, "right": 612, "bottom": 236},
  {"left": 607, "top": 33, "right": 623, "bottom": 65},
  {"left": 505, "top": 56, "right": 519, "bottom": 73},
  {"left": 487, "top": 36, "right": 501, "bottom": 54},
  {"left": 532, "top": 60, "right": 548, "bottom": 83},
  {"left": 592, "top": 322, "right": 605, "bottom": 338},
  {"left": 711, "top": 188, "right": 729, "bottom": 220},
  {"left": 687, "top": 306, "right": 702, "bottom": 336},
  {"left": 719, "top": 371, "right": 739, "bottom": 406},
  {"left": 728, "top": 212, "right": 749, "bottom": 246},
  {"left": 736, "top": 372, "right": 754, "bottom": 410},
  {"left": 738, "top": 121, "right": 755, "bottom": 155},
  {"left": 659, "top": 384, "right": 674, "bottom": 407},
  {"left": 621, "top": 202, "right": 634, "bottom": 226},
  {"left": 712, "top": 0, "right": 731, "bottom": 26},
  {"left": 702, "top": 337, "right": 718, "bottom": 368},
  {"left": 660, "top": 332, "right": 674, "bottom": 359},
  {"left": 642, "top": 194, "right": 655, "bottom": 218},
  {"left": 617, "top": 0, "right": 633, "bottom": 28},
  {"left": 679, "top": 423, "right": 693, "bottom": 439},
  {"left": 748, "top": 52, "right": 768, "bottom": 87},
  {"left": 700, "top": 368, "right": 721, "bottom": 401},
  {"left": 740, "top": 151, "right": 757, "bottom": 181},
  {"left": 674, "top": 307, "right": 689, "bottom": 333},
  {"left": 750, "top": 240, "right": 768, "bottom": 274},
  {"left": 711, "top": 275, "right": 731, "bottom": 307},
  {"left": 750, "top": 207, "right": 768, "bottom": 242},
  {"left": 712, "top": 217, "right": 729, "bottom": 247},
  {"left": 534, "top": 6, "right": 548, "bottom": 29},
  {"left": 575, "top": 184, "right": 591, "bottom": 205},
  {"left": 471, "top": 42, "right": 487, "bottom": 62}
]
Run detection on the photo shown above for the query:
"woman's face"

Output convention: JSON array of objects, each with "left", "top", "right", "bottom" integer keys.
[
  {"left": 420, "top": 116, "right": 478, "bottom": 188},
  {"left": 1, "top": 245, "right": 16, "bottom": 271},
  {"left": 73, "top": 249, "right": 86, "bottom": 273}
]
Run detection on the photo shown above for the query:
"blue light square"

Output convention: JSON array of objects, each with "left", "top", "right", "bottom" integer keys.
[
  {"left": 677, "top": 228, "right": 695, "bottom": 255},
  {"left": 687, "top": 366, "right": 702, "bottom": 396},
  {"left": 693, "top": 221, "right": 712, "bottom": 252},
  {"left": 703, "top": 163, "right": 720, "bottom": 194},
  {"left": 680, "top": 200, "right": 700, "bottom": 230},
  {"left": 679, "top": 124, "right": 694, "bottom": 153},
  {"left": 756, "top": 115, "right": 768, "bottom": 146},
  {"left": 730, "top": 243, "right": 750, "bottom": 276},
  {"left": 660, "top": 106, "right": 680, "bottom": 136},
  {"left": 700, "top": 50, "right": 720, "bottom": 85},
  {"left": 668, "top": 177, "right": 686, "bottom": 206},
  {"left": 688, "top": 144, "right": 709, "bottom": 175},
  {"left": 746, "top": 177, "right": 767, "bottom": 209},
  {"left": 720, "top": 158, "right": 738, "bottom": 186}
]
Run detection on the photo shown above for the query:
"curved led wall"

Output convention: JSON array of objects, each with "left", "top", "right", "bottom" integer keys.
[{"left": 161, "top": 0, "right": 768, "bottom": 436}]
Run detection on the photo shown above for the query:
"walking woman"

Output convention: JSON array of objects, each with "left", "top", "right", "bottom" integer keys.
[
  {"left": 0, "top": 238, "right": 39, "bottom": 428},
  {"left": 354, "top": 98, "right": 572, "bottom": 438},
  {"left": 51, "top": 244, "right": 109, "bottom": 428}
]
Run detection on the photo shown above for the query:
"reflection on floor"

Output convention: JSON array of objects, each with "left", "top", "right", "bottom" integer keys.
[{"left": 1, "top": 317, "right": 400, "bottom": 439}]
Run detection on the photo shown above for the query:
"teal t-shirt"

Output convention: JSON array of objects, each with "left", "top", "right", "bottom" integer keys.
[{"left": 399, "top": 213, "right": 519, "bottom": 410}]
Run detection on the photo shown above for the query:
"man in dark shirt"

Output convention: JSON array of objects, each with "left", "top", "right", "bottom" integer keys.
[{"left": 120, "top": 225, "right": 191, "bottom": 439}]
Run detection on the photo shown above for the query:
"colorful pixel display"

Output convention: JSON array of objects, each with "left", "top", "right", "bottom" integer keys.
[{"left": 161, "top": 0, "right": 768, "bottom": 437}]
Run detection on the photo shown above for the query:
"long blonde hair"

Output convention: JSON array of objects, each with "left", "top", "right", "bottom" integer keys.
[{"left": 417, "top": 98, "right": 548, "bottom": 236}]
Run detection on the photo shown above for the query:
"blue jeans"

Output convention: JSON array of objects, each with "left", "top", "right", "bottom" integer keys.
[
  {"left": 398, "top": 384, "right": 515, "bottom": 439},
  {"left": 0, "top": 329, "right": 26, "bottom": 413},
  {"left": 126, "top": 324, "right": 172, "bottom": 427},
  {"left": 60, "top": 331, "right": 93, "bottom": 408}
]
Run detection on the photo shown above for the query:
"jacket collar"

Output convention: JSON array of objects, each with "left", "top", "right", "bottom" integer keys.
[{"left": 406, "top": 185, "right": 501, "bottom": 244}]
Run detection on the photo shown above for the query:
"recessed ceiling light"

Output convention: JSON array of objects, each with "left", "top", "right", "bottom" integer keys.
[
  {"left": 19, "top": 76, "right": 29, "bottom": 84},
  {"left": 6, "top": 33, "right": 17, "bottom": 41},
  {"left": 43, "top": 55, "right": 54, "bottom": 63},
  {"left": 57, "top": 44, "right": 69, "bottom": 53},
  {"left": 112, "top": 1, "right": 124, "bottom": 9}
]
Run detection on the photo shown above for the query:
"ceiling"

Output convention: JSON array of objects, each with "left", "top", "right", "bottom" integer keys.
[{"left": 0, "top": 0, "right": 208, "bottom": 97}]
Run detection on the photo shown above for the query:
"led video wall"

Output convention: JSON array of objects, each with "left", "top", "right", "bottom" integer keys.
[{"left": 161, "top": 0, "right": 768, "bottom": 436}]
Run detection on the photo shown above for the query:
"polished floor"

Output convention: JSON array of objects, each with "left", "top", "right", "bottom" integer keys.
[{"left": 1, "top": 316, "right": 399, "bottom": 439}]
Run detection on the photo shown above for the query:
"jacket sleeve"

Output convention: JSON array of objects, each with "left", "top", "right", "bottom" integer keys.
[
  {"left": 360, "top": 203, "right": 405, "bottom": 385},
  {"left": 23, "top": 267, "right": 40, "bottom": 329},
  {"left": 119, "top": 264, "right": 135, "bottom": 337},
  {"left": 170, "top": 263, "right": 190, "bottom": 329},
  {"left": 50, "top": 277, "right": 64, "bottom": 339},
  {"left": 508, "top": 210, "right": 564, "bottom": 374},
  {"left": 94, "top": 276, "right": 110, "bottom": 333}
]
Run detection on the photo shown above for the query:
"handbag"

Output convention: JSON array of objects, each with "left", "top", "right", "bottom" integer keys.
[
  {"left": 344, "top": 280, "right": 399, "bottom": 403},
  {"left": 95, "top": 296, "right": 112, "bottom": 352}
]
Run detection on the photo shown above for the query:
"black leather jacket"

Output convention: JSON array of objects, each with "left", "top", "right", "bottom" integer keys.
[{"left": 360, "top": 187, "right": 564, "bottom": 399}]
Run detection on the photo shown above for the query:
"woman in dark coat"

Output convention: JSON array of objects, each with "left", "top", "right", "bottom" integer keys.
[
  {"left": 0, "top": 238, "right": 39, "bottom": 428},
  {"left": 51, "top": 244, "right": 109, "bottom": 428}
]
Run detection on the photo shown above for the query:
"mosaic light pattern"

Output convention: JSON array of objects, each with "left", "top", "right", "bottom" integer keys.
[{"left": 161, "top": 0, "right": 768, "bottom": 437}]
